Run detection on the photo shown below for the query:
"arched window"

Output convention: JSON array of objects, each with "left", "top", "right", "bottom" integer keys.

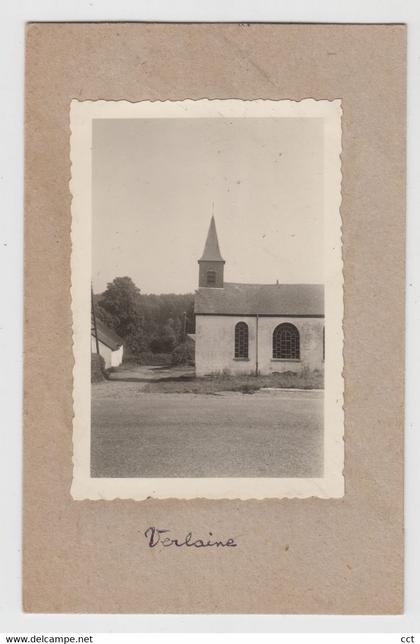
[
  {"left": 207, "top": 270, "right": 216, "bottom": 286},
  {"left": 273, "top": 323, "right": 300, "bottom": 360},
  {"left": 235, "top": 322, "right": 249, "bottom": 359}
]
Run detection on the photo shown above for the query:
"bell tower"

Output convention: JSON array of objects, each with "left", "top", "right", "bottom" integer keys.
[{"left": 198, "top": 216, "right": 225, "bottom": 288}]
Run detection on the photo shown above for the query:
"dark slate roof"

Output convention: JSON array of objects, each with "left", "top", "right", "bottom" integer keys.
[
  {"left": 92, "top": 318, "right": 123, "bottom": 351},
  {"left": 199, "top": 216, "right": 225, "bottom": 262},
  {"left": 194, "top": 282, "right": 324, "bottom": 316}
]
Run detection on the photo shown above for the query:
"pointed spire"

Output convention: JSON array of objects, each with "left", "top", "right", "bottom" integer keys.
[{"left": 199, "top": 216, "right": 225, "bottom": 262}]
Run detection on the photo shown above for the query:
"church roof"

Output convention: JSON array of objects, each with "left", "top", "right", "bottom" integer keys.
[
  {"left": 199, "top": 216, "right": 225, "bottom": 262},
  {"left": 195, "top": 282, "right": 324, "bottom": 316}
]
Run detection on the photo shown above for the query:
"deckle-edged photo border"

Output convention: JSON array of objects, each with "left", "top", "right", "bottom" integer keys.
[{"left": 70, "top": 98, "right": 344, "bottom": 500}]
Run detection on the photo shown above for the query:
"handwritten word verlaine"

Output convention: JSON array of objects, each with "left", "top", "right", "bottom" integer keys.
[{"left": 144, "top": 526, "right": 238, "bottom": 549}]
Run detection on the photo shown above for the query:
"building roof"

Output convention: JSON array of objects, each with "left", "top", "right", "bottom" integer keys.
[
  {"left": 199, "top": 216, "right": 225, "bottom": 263},
  {"left": 92, "top": 318, "right": 124, "bottom": 351},
  {"left": 194, "top": 282, "right": 324, "bottom": 316}
]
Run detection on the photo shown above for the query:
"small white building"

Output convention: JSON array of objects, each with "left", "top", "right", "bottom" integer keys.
[{"left": 91, "top": 318, "right": 124, "bottom": 369}]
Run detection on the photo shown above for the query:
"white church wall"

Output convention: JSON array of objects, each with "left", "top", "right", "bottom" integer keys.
[
  {"left": 195, "top": 315, "right": 324, "bottom": 377},
  {"left": 257, "top": 317, "right": 324, "bottom": 374},
  {"left": 195, "top": 315, "right": 257, "bottom": 377}
]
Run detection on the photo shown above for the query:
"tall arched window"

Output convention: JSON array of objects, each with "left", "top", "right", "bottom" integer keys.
[
  {"left": 234, "top": 322, "right": 249, "bottom": 359},
  {"left": 273, "top": 323, "right": 300, "bottom": 360}
]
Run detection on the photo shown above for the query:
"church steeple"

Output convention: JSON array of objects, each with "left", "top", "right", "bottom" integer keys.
[
  {"left": 199, "top": 216, "right": 224, "bottom": 262},
  {"left": 198, "top": 216, "right": 225, "bottom": 288}
]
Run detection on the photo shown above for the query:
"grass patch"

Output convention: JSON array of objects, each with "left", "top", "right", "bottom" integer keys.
[{"left": 142, "top": 369, "right": 323, "bottom": 394}]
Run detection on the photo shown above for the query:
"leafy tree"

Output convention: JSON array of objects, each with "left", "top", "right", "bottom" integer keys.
[
  {"left": 95, "top": 303, "right": 116, "bottom": 330},
  {"left": 99, "top": 277, "right": 143, "bottom": 338},
  {"left": 96, "top": 277, "right": 146, "bottom": 357},
  {"left": 160, "top": 320, "right": 178, "bottom": 353}
]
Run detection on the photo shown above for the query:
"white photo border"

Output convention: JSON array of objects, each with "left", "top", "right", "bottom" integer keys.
[{"left": 70, "top": 98, "right": 344, "bottom": 500}]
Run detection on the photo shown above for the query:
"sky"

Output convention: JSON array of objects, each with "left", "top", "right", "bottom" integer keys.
[{"left": 92, "top": 116, "right": 323, "bottom": 294}]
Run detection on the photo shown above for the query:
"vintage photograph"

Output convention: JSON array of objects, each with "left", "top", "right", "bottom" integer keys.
[{"left": 70, "top": 99, "right": 343, "bottom": 499}]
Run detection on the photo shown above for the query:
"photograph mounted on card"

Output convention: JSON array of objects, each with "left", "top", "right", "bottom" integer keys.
[
  {"left": 70, "top": 98, "right": 343, "bottom": 500},
  {"left": 24, "top": 23, "right": 405, "bottom": 614}
]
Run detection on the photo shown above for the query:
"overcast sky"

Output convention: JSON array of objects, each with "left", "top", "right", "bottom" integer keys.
[{"left": 92, "top": 117, "right": 323, "bottom": 294}]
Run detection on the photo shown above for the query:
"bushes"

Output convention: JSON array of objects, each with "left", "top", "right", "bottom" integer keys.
[
  {"left": 171, "top": 341, "right": 195, "bottom": 366},
  {"left": 91, "top": 353, "right": 107, "bottom": 383}
]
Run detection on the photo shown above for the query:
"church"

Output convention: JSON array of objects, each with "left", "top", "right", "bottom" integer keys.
[{"left": 194, "top": 217, "right": 325, "bottom": 377}]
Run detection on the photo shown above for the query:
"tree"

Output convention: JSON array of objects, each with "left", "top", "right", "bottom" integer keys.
[
  {"left": 99, "top": 277, "right": 143, "bottom": 339},
  {"left": 95, "top": 303, "right": 116, "bottom": 330},
  {"left": 149, "top": 320, "right": 177, "bottom": 353},
  {"left": 160, "top": 320, "right": 177, "bottom": 353},
  {"left": 98, "top": 277, "right": 146, "bottom": 357}
]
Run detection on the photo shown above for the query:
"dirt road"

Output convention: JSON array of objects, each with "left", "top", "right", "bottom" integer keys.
[{"left": 91, "top": 369, "right": 323, "bottom": 478}]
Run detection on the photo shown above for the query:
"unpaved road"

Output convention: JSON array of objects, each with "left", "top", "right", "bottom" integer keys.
[{"left": 91, "top": 370, "right": 323, "bottom": 478}]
